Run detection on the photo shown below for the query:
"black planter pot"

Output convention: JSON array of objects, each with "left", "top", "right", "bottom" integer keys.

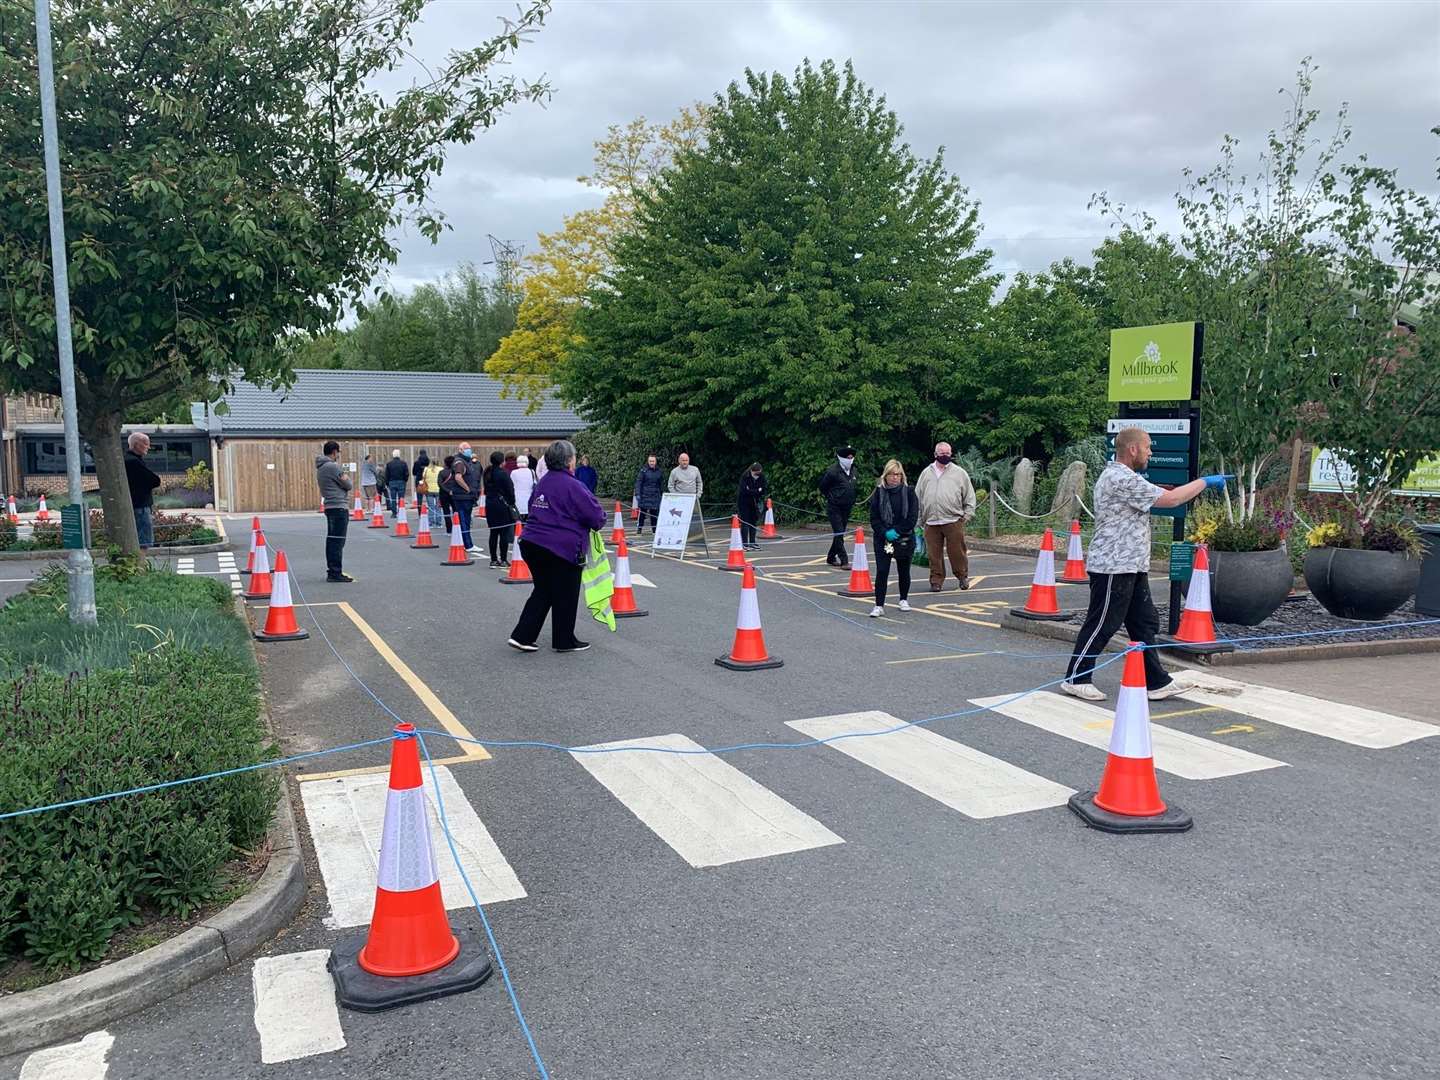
[
  {"left": 1303, "top": 547, "right": 1420, "bottom": 621},
  {"left": 1208, "top": 546, "right": 1293, "bottom": 626}
]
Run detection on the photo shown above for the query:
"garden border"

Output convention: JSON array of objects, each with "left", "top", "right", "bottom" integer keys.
[
  {"left": 0, "top": 540, "right": 228, "bottom": 562},
  {"left": 0, "top": 596, "right": 305, "bottom": 1059}
]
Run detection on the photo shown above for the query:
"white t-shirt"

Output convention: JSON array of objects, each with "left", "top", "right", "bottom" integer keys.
[
  {"left": 1086, "top": 461, "right": 1163, "bottom": 574},
  {"left": 512, "top": 468, "right": 535, "bottom": 515}
]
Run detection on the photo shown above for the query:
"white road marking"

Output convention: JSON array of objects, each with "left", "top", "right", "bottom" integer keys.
[
  {"left": 1178, "top": 670, "right": 1439, "bottom": 749},
  {"left": 629, "top": 573, "right": 657, "bottom": 588},
  {"left": 971, "top": 692, "right": 1287, "bottom": 779},
  {"left": 786, "top": 711, "right": 1073, "bottom": 818},
  {"left": 252, "top": 950, "right": 346, "bottom": 1063},
  {"left": 19, "top": 1030, "right": 114, "bottom": 1079},
  {"left": 572, "top": 733, "right": 843, "bottom": 867},
  {"left": 299, "top": 767, "right": 526, "bottom": 929}
]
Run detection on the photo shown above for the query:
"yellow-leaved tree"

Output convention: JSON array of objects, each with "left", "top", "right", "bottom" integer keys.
[{"left": 486, "top": 104, "right": 709, "bottom": 409}]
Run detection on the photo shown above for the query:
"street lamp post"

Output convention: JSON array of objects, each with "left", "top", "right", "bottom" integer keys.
[{"left": 33, "top": 0, "right": 96, "bottom": 624}]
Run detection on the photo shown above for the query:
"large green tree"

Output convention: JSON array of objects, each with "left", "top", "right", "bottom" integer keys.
[
  {"left": 0, "top": 0, "right": 548, "bottom": 552},
  {"left": 561, "top": 60, "right": 994, "bottom": 503}
]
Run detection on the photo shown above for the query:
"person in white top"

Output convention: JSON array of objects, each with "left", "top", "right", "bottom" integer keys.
[
  {"left": 534, "top": 452, "right": 549, "bottom": 482},
  {"left": 914, "top": 441, "right": 977, "bottom": 591},
  {"left": 512, "top": 454, "right": 537, "bottom": 520}
]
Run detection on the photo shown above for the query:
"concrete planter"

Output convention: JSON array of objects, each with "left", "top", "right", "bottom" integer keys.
[
  {"left": 1304, "top": 547, "right": 1420, "bottom": 621},
  {"left": 1208, "top": 546, "right": 1293, "bottom": 626}
]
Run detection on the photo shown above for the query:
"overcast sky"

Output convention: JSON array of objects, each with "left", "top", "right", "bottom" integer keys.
[{"left": 382, "top": 0, "right": 1440, "bottom": 293}]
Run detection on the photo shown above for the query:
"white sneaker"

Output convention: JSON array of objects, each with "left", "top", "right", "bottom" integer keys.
[
  {"left": 467, "top": 546, "right": 485, "bottom": 555},
  {"left": 869, "top": 606, "right": 884, "bottom": 618},
  {"left": 1061, "top": 681, "right": 1106, "bottom": 702},
  {"left": 897, "top": 600, "right": 911, "bottom": 612},
  {"left": 1148, "top": 677, "right": 1195, "bottom": 701}
]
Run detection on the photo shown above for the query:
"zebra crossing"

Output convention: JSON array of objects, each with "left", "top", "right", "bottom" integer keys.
[{"left": 172, "top": 551, "right": 242, "bottom": 596}]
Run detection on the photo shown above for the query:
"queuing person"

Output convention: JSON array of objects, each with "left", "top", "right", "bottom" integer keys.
[
  {"left": 534, "top": 450, "right": 549, "bottom": 482},
  {"left": 818, "top": 444, "right": 858, "bottom": 567},
  {"left": 315, "top": 440, "right": 354, "bottom": 583},
  {"left": 512, "top": 453, "right": 536, "bottom": 519},
  {"left": 503, "top": 450, "right": 518, "bottom": 474},
  {"left": 484, "top": 450, "right": 517, "bottom": 567},
  {"left": 444, "top": 443, "right": 483, "bottom": 554},
  {"left": 412, "top": 450, "right": 430, "bottom": 519},
  {"left": 438, "top": 454, "right": 455, "bottom": 525},
  {"left": 867, "top": 459, "right": 918, "bottom": 616},
  {"left": 1061, "top": 427, "right": 1229, "bottom": 702},
  {"left": 632, "top": 453, "right": 665, "bottom": 534},
  {"left": 507, "top": 440, "right": 606, "bottom": 654},
  {"left": 667, "top": 452, "right": 703, "bottom": 497},
  {"left": 383, "top": 449, "right": 408, "bottom": 514},
  {"left": 124, "top": 431, "right": 161, "bottom": 548},
  {"left": 736, "top": 462, "right": 767, "bottom": 550},
  {"left": 421, "top": 454, "right": 444, "bottom": 526},
  {"left": 361, "top": 454, "right": 378, "bottom": 503},
  {"left": 576, "top": 454, "right": 598, "bottom": 494},
  {"left": 915, "top": 441, "right": 977, "bottom": 592}
]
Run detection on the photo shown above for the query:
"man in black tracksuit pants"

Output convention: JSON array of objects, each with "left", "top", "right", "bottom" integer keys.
[{"left": 818, "top": 445, "right": 859, "bottom": 567}]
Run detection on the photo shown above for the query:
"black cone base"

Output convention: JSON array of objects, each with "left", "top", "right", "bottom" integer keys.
[
  {"left": 1158, "top": 634, "right": 1235, "bottom": 656},
  {"left": 441, "top": 558, "right": 475, "bottom": 567},
  {"left": 411, "top": 540, "right": 438, "bottom": 549},
  {"left": 329, "top": 929, "right": 493, "bottom": 1013},
  {"left": 837, "top": 587, "right": 872, "bottom": 597},
  {"left": 614, "top": 608, "right": 648, "bottom": 618},
  {"left": 715, "top": 655, "right": 783, "bottom": 671},
  {"left": 721, "top": 563, "right": 746, "bottom": 572},
  {"left": 253, "top": 627, "right": 310, "bottom": 642},
  {"left": 1009, "top": 607, "right": 1071, "bottom": 622},
  {"left": 1059, "top": 575, "right": 1088, "bottom": 584},
  {"left": 1068, "top": 791, "right": 1193, "bottom": 833},
  {"left": 499, "top": 576, "right": 530, "bottom": 584},
  {"left": 241, "top": 592, "right": 271, "bottom": 602}
]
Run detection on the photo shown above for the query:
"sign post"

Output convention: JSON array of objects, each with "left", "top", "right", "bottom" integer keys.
[
  {"left": 1107, "top": 321, "right": 1204, "bottom": 635},
  {"left": 651, "top": 493, "right": 709, "bottom": 560}
]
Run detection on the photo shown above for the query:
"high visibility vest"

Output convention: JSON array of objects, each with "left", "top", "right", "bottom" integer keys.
[{"left": 582, "top": 530, "right": 616, "bottom": 632}]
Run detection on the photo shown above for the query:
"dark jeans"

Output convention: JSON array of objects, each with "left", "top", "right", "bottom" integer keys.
[
  {"left": 874, "top": 546, "right": 911, "bottom": 606},
  {"left": 489, "top": 522, "right": 514, "bottom": 562},
  {"left": 324, "top": 508, "right": 349, "bottom": 577},
  {"left": 1066, "top": 571, "right": 1172, "bottom": 690},
  {"left": 452, "top": 498, "right": 476, "bottom": 549},
  {"left": 826, "top": 505, "right": 852, "bottom": 564},
  {"left": 739, "top": 503, "right": 760, "bottom": 546},
  {"left": 637, "top": 504, "right": 659, "bottom": 533},
  {"left": 510, "top": 540, "right": 583, "bottom": 649},
  {"left": 386, "top": 480, "right": 405, "bottom": 513}
]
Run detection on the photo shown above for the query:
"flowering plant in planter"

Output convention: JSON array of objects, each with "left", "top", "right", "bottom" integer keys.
[{"left": 1306, "top": 520, "right": 1422, "bottom": 558}]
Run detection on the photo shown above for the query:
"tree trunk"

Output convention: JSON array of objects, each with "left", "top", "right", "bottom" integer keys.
[
  {"left": 84, "top": 410, "right": 140, "bottom": 556},
  {"left": 1283, "top": 436, "right": 1303, "bottom": 515}
]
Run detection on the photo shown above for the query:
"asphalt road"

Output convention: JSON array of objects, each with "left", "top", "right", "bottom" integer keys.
[{"left": 4, "top": 511, "right": 1438, "bottom": 1080}]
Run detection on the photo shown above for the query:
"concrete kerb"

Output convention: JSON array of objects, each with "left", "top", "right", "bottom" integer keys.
[
  {"left": 997, "top": 608, "right": 1440, "bottom": 667},
  {"left": 0, "top": 597, "right": 306, "bottom": 1059},
  {"left": 0, "top": 541, "right": 229, "bottom": 562}
]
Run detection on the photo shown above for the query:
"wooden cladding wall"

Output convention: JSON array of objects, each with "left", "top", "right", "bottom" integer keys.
[{"left": 215, "top": 437, "right": 560, "bottom": 512}]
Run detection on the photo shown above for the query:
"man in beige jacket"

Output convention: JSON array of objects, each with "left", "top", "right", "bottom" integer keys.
[{"left": 915, "top": 441, "right": 976, "bottom": 591}]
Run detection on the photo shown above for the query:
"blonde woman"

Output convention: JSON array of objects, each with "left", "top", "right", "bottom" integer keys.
[{"left": 866, "top": 459, "right": 919, "bottom": 615}]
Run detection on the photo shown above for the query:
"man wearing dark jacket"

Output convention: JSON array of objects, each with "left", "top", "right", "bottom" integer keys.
[
  {"left": 632, "top": 454, "right": 665, "bottom": 535},
  {"left": 124, "top": 432, "right": 162, "bottom": 548},
  {"left": 383, "top": 450, "right": 409, "bottom": 514},
  {"left": 818, "top": 444, "right": 859, "bottom": 567},
  {"left": 316, "top": 441, "right": 354, "bottom": 582}
]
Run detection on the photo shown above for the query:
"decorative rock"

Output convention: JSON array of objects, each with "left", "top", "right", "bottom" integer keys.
[
  {"left": 1011, "top": 458, "right": 1035, "bottom": 516},
  {"left": 1049, "top": 460, "right": 1087, "bottom": 520}
]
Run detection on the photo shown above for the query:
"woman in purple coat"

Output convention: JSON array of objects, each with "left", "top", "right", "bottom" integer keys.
[{"left": 507, "top": 440, "right": 606, "bottom": 653}]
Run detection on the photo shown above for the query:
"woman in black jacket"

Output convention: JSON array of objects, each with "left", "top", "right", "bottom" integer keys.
[
  {"left": 867, "top": 458, "right": 918, "bottom": 616},
  {"left": 484, "top": 451, "right": 518, "bottom": 567},
  {"left": 735, "top": 462, "right": 767, "bottom": 550}
]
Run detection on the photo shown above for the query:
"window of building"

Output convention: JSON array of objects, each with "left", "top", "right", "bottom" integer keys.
[{"left": 21, "top": 437, "right": 208, "bottom": 475}]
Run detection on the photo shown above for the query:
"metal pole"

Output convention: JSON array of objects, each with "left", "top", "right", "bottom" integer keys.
[{"left": 34, "top": 0, "right": 96, "bottom": 624}]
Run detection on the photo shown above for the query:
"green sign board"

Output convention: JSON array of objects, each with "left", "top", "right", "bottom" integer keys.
[
  {"left": 1108, "top": 322, "right": 1198, "bottom": 402},
  {"left": 61, "top": 503, "right": 85, "bottom": 550},
  {"left": 1169, "top": 541, "right": 1196, "bottom": 584}
]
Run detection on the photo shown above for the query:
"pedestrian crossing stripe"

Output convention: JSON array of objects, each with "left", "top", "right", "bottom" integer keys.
[
  {"left": 17, "top": 1030, "right": 114, "bottom": 1078},
  {"left": 251, "top": 950, "right": 345, "bottom": 1063},
  {"left": 970, "top": 692, "right": 1286, "bottom": 779},
  {"left": 787, "top": 711, "right": 1074, "bottom": 818}
]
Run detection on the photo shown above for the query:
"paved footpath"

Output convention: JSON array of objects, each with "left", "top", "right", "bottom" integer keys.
[{"left": 4, "top": 512, "right": 1438, "bottom": 1079}]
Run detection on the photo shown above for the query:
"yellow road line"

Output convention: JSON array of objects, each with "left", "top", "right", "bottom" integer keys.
[
  {"left": 335, "top": 601, "right": 490, "bottom": 762},
  {"left": 885, "top": 650, "right": 994, "bottom": 665},
  {"left": 1151, "top": 704, "right": 1222, "bottom": 720},
  {"left": 298, "top": 752, "right": 479, "bottom": 783}
]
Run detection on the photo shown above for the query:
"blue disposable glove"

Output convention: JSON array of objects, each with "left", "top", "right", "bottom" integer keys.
[
  {"left": 885, "top": 528, "right": 899, "bottom": 541},
  {"left": 1202, "top": 474, "right": 1236, "bottom": 491}
]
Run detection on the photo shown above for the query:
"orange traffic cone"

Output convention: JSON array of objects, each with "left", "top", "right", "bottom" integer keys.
[
  {"left": 1168, "top": 544, "right": 1234, "bottom": 654},
  {"left": 609, "top": 501, "right": 626, "bottom": 546},
  {"left": 368, "top": 496, "right": 386, "bottom": 529},
  {"left": 760, "top": 498, "right": 780, "bottom": 539},
  {"left": 612, "top": 535, "right": 647, "bottom": 618},
  {"left": 242, "top": 516, "right": 261, "bottom": 574},
  {"left": 477, "top": 490, "right": 486, "bottom": 516},
  {"left": 36, "top": 494, "right": 49, "bottom": 523},
  {"left": 715, "top": 564, "right": 782, "bottom": 670},
  {"left": 1059, "top": 519, "right": 1087, "bottom": 583},
  {"left": 499, "top": 522, "right": 532, "bottom": 584},
  {"left": 838, "top": 528, "right": 875, "bottom": 597},
  {"left": 254, "top": 550, "right": 310, "bottom": 641},
  {"left": 631, "top": 501, "right": 640, "bottom": 522},
  {"left": 351, "top": 494, "right": 365, "bottom": 521},
  {"left": 1068, "top": 645, "right": 1193, "bottom": 833},
  {"left": 242, "top": 531, "right": 273, "bottom": 599},
  {"left": 441, "top": 513, "right": 473, "bottom": 566},
  {"left": 1011, "top": 528, "right": 1068, "bottom": 620},
  {"left": 5, "top": 495, "right": 17, "bottom": 523},
  {"left": 328, "top": 722, "right": 493, "bottom": 1011},
  {"left": 723, "top": 515, "right": 748, "bottom": 571},
  {"left": 410, "top": 506, "right": 436, "bottom": 549},
  {"left": 392, "top": 498, "right": 412, "bottom": 538}
]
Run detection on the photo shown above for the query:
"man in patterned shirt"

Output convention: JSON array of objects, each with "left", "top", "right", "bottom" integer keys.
[{"left": 1062, "top": 427, "right": 1231, "bottom": 702}]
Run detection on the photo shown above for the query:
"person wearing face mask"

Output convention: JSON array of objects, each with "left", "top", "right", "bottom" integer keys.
[
  {"left": 868, "top": 459, "right": 918, "bottom": 616},
  {"left": 915, "top": 441, "right": 977, "bottom": 591},
  {"left": 735, "top": 462, "right": 767, "bottom": 550},
  {"left": 818, "top": 445, "right": 859, "bottom": 567},
  {"left": 444, "top": 442, "right": 483, "bottom": 554}
]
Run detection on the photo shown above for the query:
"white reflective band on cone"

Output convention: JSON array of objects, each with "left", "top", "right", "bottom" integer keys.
[
  {"left": 375, "top": 786, "right": 440, "bottom": 893},
  {"left": 1034, "top": 550, "right": 1055, "bottom": 585},
  {"left": 852, "top": 539, "right": 869, "bottom": 572},
  {"left": 270, "top": 570, "right": 292, "bottom": 608},
  {"left": 452, "top": 521, "right": 464, "bottom": 546},
  {"left": 253, "top": 545, "right": 271, "bottom": 574},
  {"left": 737, "top": 588, "right": 762, "bottom": 630},
  {"left": 1109, "top": 686, "right": 1154, "bottom": 758},
  {"left": 1068, "top": 534, "right": 1083, "bottom": 559},
  {"left": 730, "top": 528, "right": 742, "bottom": 546},
  {"left": 615, "top": 555, "right": 632, "bottom": 588},
  {"left": 1186, "top": 569, "right": 1212, "bottom": 610}
]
